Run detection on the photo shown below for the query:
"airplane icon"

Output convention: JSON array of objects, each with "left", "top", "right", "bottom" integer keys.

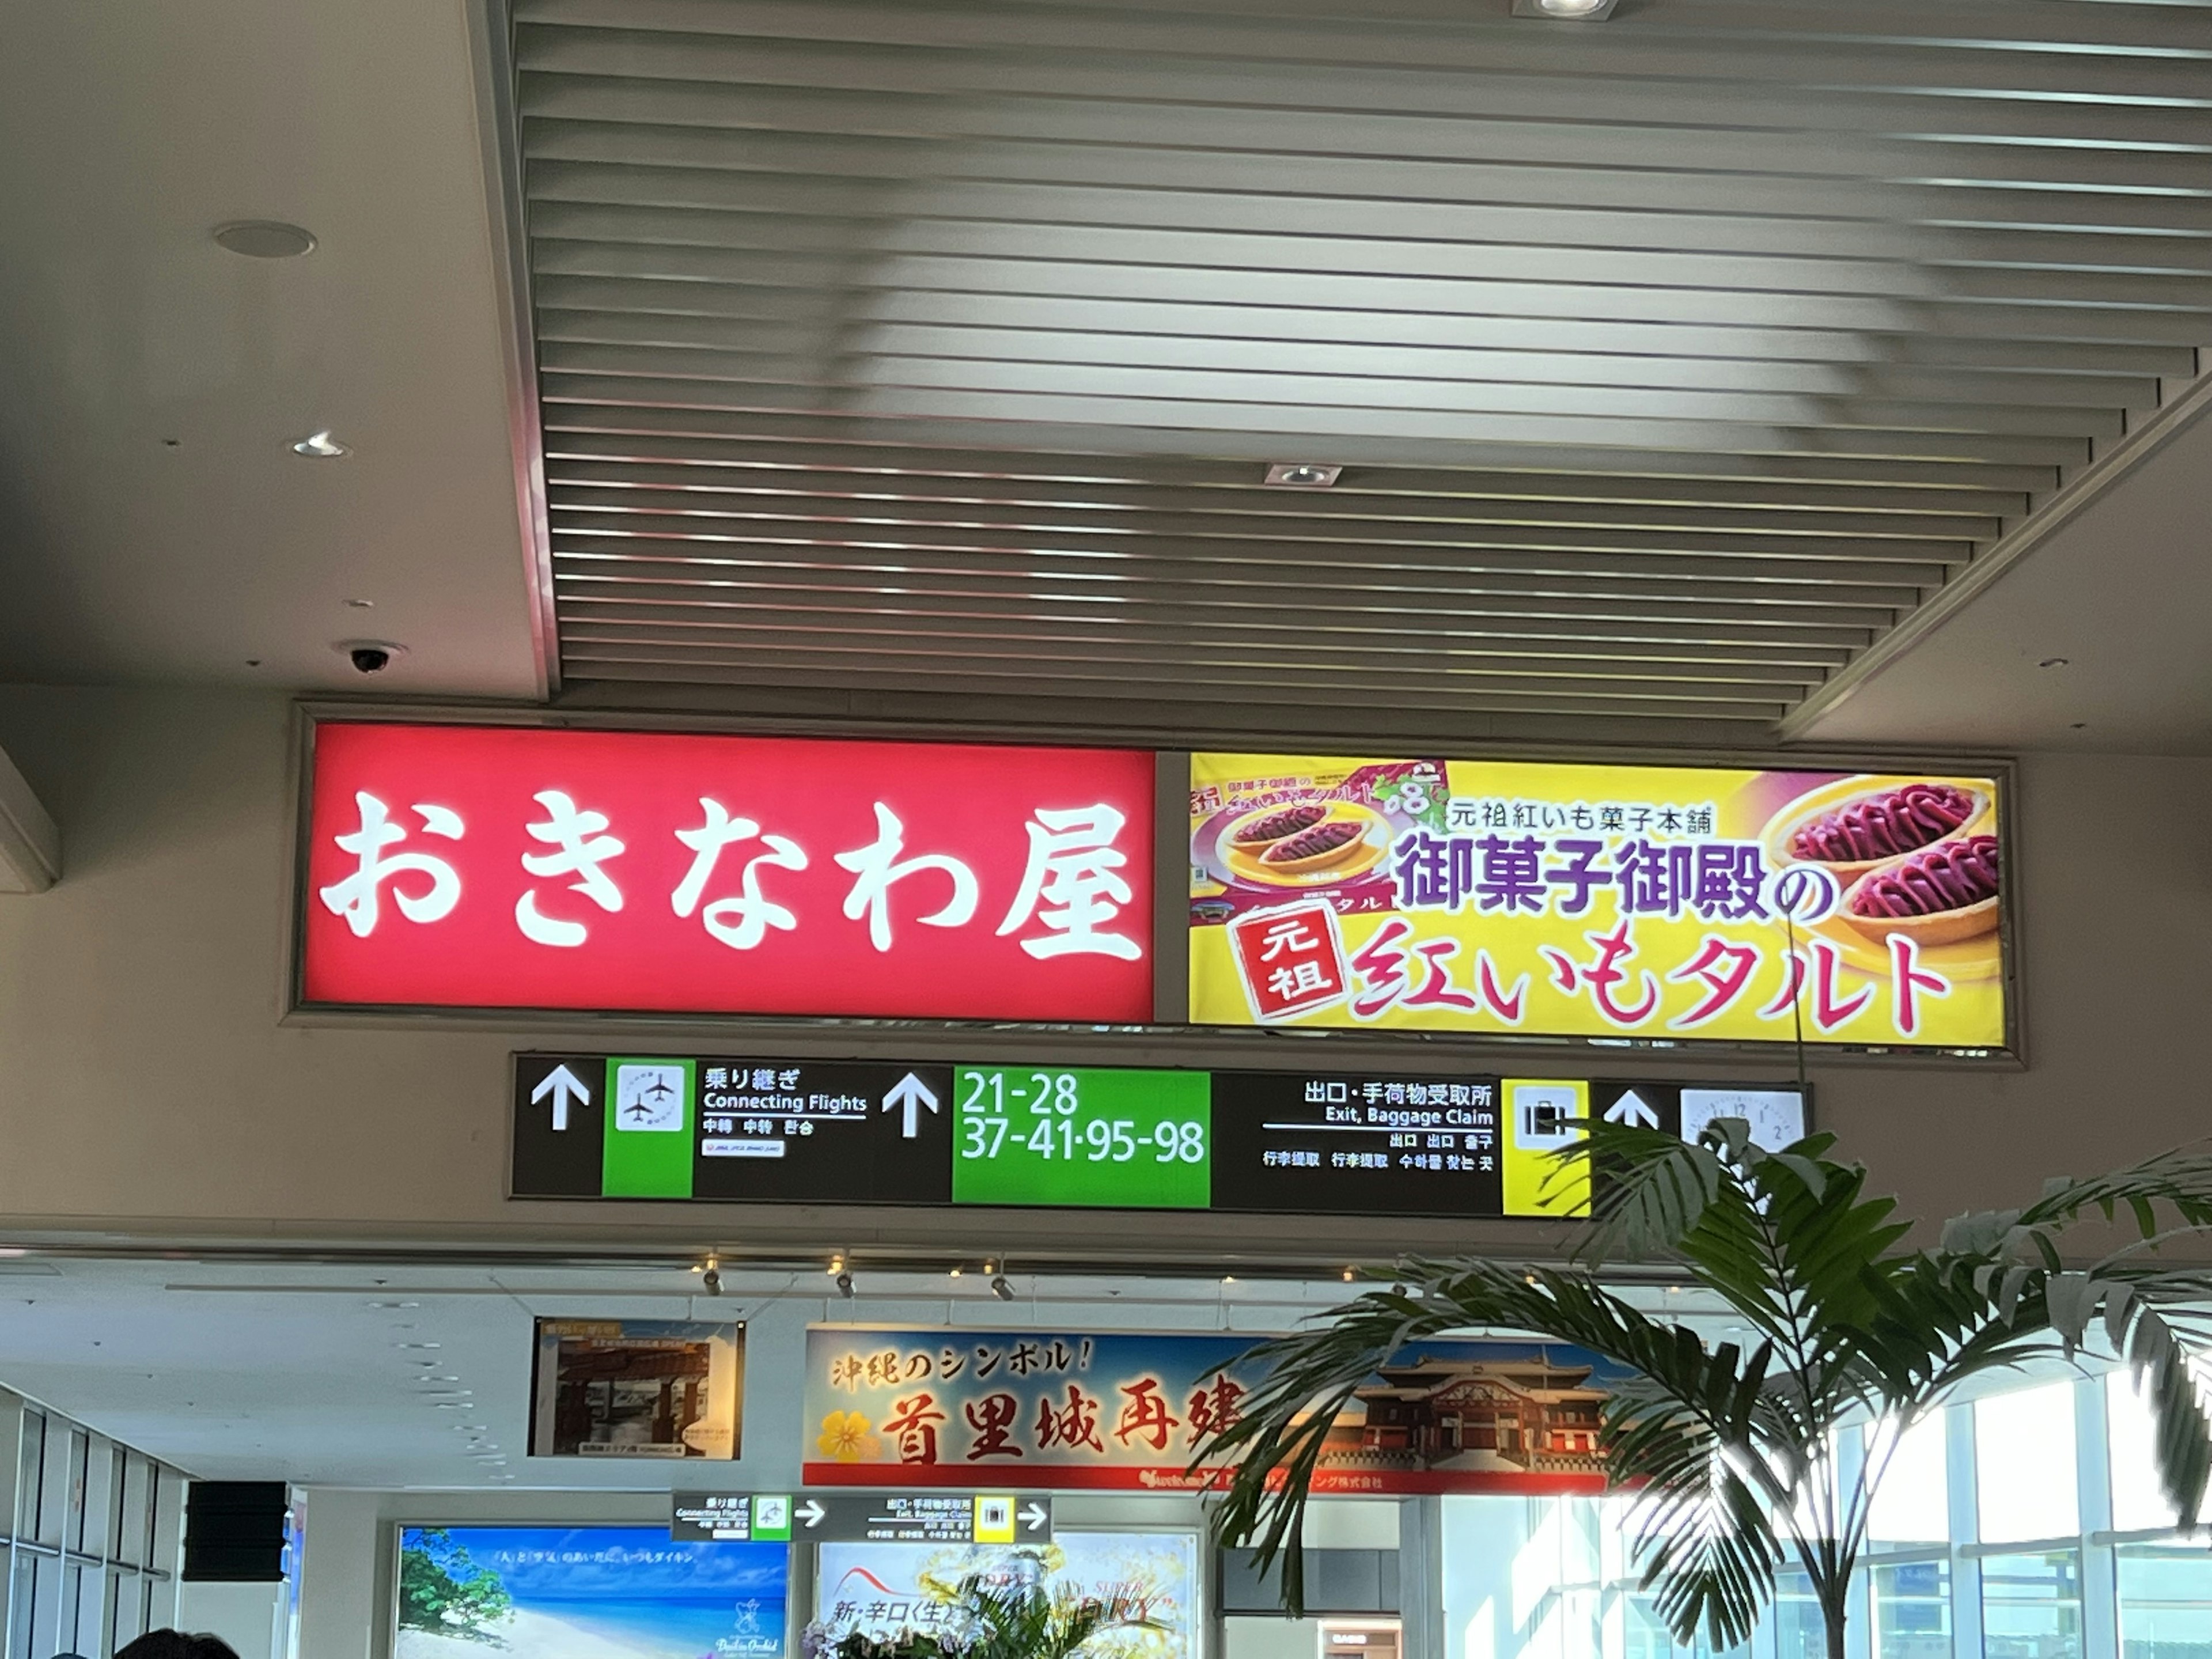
[{"left": 613, "top": 1063, "right": 687, "bottom": 1132}]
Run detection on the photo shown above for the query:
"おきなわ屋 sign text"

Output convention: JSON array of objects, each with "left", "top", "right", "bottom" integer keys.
[{"left": 299, "top": 721, "right": 1154, "bottom": 1022}]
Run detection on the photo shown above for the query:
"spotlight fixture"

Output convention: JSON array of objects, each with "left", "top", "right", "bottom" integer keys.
[
  {"left": 1511, "top": 0, "right": 1618, "bottom": 16},
  {"left": 991, "top": 1275, "right": 1015, "bottom": 1302},
  {"left": 1342, "top": 1267, "right": 1357, "bottom": 1282},
  {"left": 702, "top": 1267, "right": 722, "bottom": 1296},
  {"left": 290, "top": 430, "right": 349, "bottom": 458},
  {"left": 213, "top": 220, "right": 317, "bottom": 259},
  {"left": 948, "top": 1267, "right": 963, "bottom": 1278},
  {"left": 1263, "top": 463, "right": 1342, "bottom": 488},
  {"left": 835, "top": 1270, "right": 855, "bottom": 1299}
]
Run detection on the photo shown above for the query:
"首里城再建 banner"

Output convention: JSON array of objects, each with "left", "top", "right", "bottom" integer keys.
[
  {"left": 1189, "top": 754, "right": 2006, "bottom": 1050},
  {"left": 805, "top": 1324, "right": 1631, "bottom": 1494}
]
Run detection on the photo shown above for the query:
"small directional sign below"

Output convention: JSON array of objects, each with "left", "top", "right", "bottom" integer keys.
[
  {"left": 671, "top": 1492, "right": 793, "bottom": 1542},
  {"left": 672, "top": 1490, "right": 1050, "bottom": 1545}
]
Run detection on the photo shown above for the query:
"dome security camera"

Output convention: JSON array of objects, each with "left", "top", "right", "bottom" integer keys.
[{"left": 338, "top": 640, "right": 406, "bottom": 675}]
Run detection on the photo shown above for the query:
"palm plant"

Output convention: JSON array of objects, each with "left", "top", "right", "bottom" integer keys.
[
  {"left": 821, "top": 1574, "right": 1154, "bottom": 1659},
  {"left": 1198, "top": 1119, "right": 2212, "bottom": 1659},
  {"left": 951, "top": 1574, "right": 1161, "bottom": 1659}
]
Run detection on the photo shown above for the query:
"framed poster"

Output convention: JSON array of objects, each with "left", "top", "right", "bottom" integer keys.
[
  {"left": 527, "top": 1319, "right": 744, "bottom": 1460},
  {"left": 1191, "top": 753, "right": 2012, "bottom": 1053},
  {"left": 815, "top": 1531, "right": 1200, "bottom": 1659},
  {"left": 395, "top": 1525, "right": 788, "bottom": 1658}
]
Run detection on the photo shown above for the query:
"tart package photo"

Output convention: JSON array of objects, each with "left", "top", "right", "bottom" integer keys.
[{"left": 1188, "top": 753, "right": 2008, "bottom": 1051}]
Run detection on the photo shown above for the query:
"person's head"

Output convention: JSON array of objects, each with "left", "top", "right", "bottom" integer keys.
[{"left": 113, "top": 1633, "right": 241, "bottom": 1659}]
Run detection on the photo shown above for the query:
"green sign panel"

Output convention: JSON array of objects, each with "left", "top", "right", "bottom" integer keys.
[
  {"left": 949, "top": 1066, "right": 1211, "bottom": 1209},
  {"left": 601, "top": 1056, "right": 697, "bottom": 1198}
]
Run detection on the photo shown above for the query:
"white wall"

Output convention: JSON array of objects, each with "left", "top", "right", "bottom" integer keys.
[
  {"left": 1, "top": 685, "right": 2209, "bottom": 1256},
  {"left": 177, "top": 1581, "right": 284, "bottom": 1659}
]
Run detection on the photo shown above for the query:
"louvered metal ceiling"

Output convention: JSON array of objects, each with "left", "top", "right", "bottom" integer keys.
[{"left": 504, "top": 0, "right": 2210, "bottom": 729}]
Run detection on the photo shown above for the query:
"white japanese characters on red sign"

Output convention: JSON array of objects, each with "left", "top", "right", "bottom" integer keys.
[{"left": 301, "top": 723, "right": 1156, "bottom": 1022}]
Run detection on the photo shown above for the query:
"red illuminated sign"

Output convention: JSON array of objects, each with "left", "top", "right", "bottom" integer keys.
[{"left": 299, "top": 722, "right": 1156, "bottom": 1022}]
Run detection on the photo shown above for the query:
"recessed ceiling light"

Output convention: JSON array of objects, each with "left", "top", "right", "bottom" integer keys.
[
  {"left": 214, "top": 221, "right": 317, "bottom": 259},
  {"left": 367, "top": 1299, "right": 416, "bottom": 1308},
  {"left": 1264, "top": 463, "right": 1342, "bottom": 487},
  {"left": 2039, "top": 657, "right": 2069, "bottom": 669},
  {"left": 344, "top": 598, "right": 375, "bottom": 609},
  {"left": 291, "top": 430, "right": 349, "bottom": 459},
  {"left": 396, "top": 1342, "right": 441, "bottom": 1350},
  {"left": 1513, "top": 0, "right": 1618, "bottom": 15}
]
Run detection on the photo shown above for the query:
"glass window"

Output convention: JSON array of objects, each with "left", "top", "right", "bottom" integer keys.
[
  {"left": 1770, "top": 1569, "right": 1825, "bottom": 1659},
  {"left": 1615, "top": 1592, "right": 1749, "bottom": 1659},
  {"left": 7, "top": 1550, "right": 34, "bottom": 1659},
  {"left": 1869, "top": 1415, "right": 1952, "bottom": 1547},
  {"left": 2117, "top": 1544, "right": 2212, "bottom": 1659},
  {"left": 105, "top": 1448, "right": 127, "bottom": 1559},
  {"left": 114, "top": 1457, "right": 147, "bottom": 1568},
  {"left": 1982, "top": 1550, "right": 2084, "bottom": 1659},
  {"left": 26, "top": 1557, "right": 60, "bottom": 1659},
  {"left": 71, "top": 1562, "right": 101, "bottom": 1659},
  {"left": 1978, "top": 1382, "right": 2080, "bottom": 1544},
  {"left": 1872, "top": 1559, "right": 1950, "bottom": 1659},
  {"left": 58, "top": 1563, "right": 79, "bottom": 1654},
  {"left": 143, "top": 1565, "right": 176, "bottom": 1634},
  {"left": 2109, "top": 1372, "right": 2181, "bottom": 1535},
  {"left": 109, "top": 1571, "right": 142, "bottom": 1645},
  {"left": 64, "top": 1432, "right": 88, "bottom": 1554},
  {"left": 1622, "top": 1592, "right": 1675, "bottom": 1659},
  {"left": 12, "top": 1417, "right": 40, "bottom": 1540},
  {"left": 35, "top": 1423, "right": 70, "bottom": 1546}
]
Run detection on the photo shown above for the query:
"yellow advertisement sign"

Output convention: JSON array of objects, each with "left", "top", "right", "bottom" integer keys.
[{"left": 1189, "top": 755, "right": 2006, "bottom": 1050}]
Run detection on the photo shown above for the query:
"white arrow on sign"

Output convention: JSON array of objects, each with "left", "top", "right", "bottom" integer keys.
[
  {"left": 797, "top": 1499, "right": 827, "bottom": 1529},
  {"left": 1019, "top": 1502, "right": 1049, "bottom": 1533},
  {"left": 882, "top": 1073, "right": 941, "bottom": 1139},
  {"left": 530, "top": 1064, "right": 592, "bottom": 1132},
  {"left": 1604, "top": 1089, "right": 1660, "bottom": 1131}
]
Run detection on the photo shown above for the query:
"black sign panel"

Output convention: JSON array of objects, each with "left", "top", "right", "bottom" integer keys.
[
  {"left": 1211, "top": 1070, "right": 1506, "bottom": 1218},
  {"left": 691, "top": 1059, "right": 953, "bottom": 1204},
  {"left": 512, "top": 1052, "right": 1808, "bottom": 1217},
  {"left": 512, "top": 1055, "right": 954, "bottom": 1203}
]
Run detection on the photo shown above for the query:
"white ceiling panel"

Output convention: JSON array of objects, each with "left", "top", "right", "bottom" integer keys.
[{"left": 507, "top": 0, "right": 2209, "bottom": 728}]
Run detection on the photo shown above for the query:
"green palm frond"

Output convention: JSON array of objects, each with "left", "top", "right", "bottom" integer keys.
[
  {"left": 1200, "top": 1119, "right": 2212, "bottom": 1655},
  {"left": 951, "top": 1574, "right": 1160, "bottom": 1659}
]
